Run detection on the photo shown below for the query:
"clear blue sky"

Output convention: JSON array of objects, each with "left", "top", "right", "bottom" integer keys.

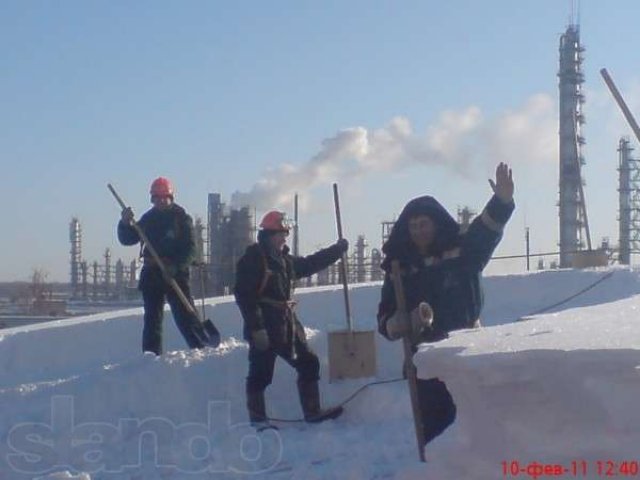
[{"left": 3, "top": 0, "right": 639, "bottom": 282}]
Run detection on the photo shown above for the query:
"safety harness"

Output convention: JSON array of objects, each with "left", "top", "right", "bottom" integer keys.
[{"left": 256, "top": 249, "right": 298, "bottom": 358}]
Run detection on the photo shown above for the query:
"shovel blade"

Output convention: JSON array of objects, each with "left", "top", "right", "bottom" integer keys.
[{"left": 328, "top": 330, "right": 377, "bottom": 381}]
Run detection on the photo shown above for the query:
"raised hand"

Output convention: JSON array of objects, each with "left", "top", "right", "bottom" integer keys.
[
  {"left": 488, "top": 162, "right": 514, "bottom": 203},
  {"left": 121, "top": 207, "right": 135, "bottom": 225},
  {"left": 336, "top": 238, "right": 349, "bottom": 253}
]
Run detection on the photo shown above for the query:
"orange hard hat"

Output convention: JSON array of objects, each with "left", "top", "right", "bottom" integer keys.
[
  {"left": 150, "top": 177, "right": 174, "bottom": 198},
  {"left": 259, "top": 210, "right": 292, "bottom": 232}
]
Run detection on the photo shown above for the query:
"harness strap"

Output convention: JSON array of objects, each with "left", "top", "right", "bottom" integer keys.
[
  {"left": 259, "top": 297, "right": 297, "bottom": 310},
  {"left": 257, "top": 251, "right": 272, "bottom": 297}
]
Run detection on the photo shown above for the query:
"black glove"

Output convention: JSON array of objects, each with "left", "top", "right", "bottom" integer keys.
[
  {"left": 336, "top": 238, "right": 349, "bottom": 253},
  {"left": 120, "top": 207, "right": 135, "bottom": 225}
]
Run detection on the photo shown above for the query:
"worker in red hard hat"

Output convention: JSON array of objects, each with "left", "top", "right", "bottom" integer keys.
[
  {"left": 150, "top": 176, "right": 174, "bottom": 199},
  {"left": 117, "top": 177, "right": 208, "bottom": 355},
  {"left": 259, "top": 210, "right": 290, "bottom": 230},
  {"left": 234, "top": 209, "right": 348, "bottom": 430}
]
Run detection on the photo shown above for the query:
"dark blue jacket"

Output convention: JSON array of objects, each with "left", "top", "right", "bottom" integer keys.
[
  {"left": 117, "top": 203, "right": 196, "bottom": 288},
  {"left": 234, "top": 236, "right": 345, "bottom": 344},
  {"left": 377, "top": 194, "right": 514, "bottom": 342}
]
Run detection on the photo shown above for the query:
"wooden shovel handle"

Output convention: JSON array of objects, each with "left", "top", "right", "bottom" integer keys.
[
  {"left": 333, "top": 183, "right": 344, "bottom": 240},
  {"left": 333, "top": 183, "right": 352, "bottom": 332},
  {"left": 391, "top": 260, "right": 426, "bottom": 462}
]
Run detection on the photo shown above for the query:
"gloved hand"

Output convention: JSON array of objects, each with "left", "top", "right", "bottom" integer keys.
[
  {"left": 336, "top": 238, "right": 349, "bottom": 253},
  {"left": 410, "top": 302, "right": 434, "bottom": 332},
  {"left": 385, "top": 302, "right": 434, "bottom": 341},
  {"left": 251, "top": 329, "right": 270, "bottom": 351},
  {"left": 385, "top": 312, "right": 409, "bottom": 341},
  {"left": 120, "top": 207, "right": 135, "bottom": 225}
]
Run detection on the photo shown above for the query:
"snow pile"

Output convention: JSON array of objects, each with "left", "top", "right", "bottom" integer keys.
[
  {"left": 416, "top": 291, "right": 640, "bottom": 477},
  {"left": 0, "top": 268, "right": 639, "bottom": 479}
]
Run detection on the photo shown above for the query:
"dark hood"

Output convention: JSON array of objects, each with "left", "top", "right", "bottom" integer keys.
[{"left": 381, "top": 195, "right": 460, "bottom": 271}]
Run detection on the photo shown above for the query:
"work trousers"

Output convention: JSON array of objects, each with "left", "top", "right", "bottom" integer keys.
[
  {"left": 140, "top": 268, "right": 206, "bottom": 355},
  {"left": 246, "top": 333, "right": 320, "bottom": 394}
]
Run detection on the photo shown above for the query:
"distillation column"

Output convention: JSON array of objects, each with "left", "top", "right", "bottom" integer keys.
[
  {"left": 558, "top": 24, "right": 591, "bottom": 267},
  {"left": 618, "top": 138, "right": 640, "bottom": 264},
  {"left": 69, "top": 218, "right": 82, "bottom": 296}
]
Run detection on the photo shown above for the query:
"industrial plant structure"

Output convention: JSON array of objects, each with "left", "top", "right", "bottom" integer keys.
[
  {"left": 599, "top": 68, "right": 640, "bottom": 266},
  {"left": 68, "top": 218, "right": 138, "bottom": 300},
  {"left": 68, "top": 193, "right": 388, "bottom": 303},
  {"left": 202, "top": 193, "right": 385, "bottom": 295},
  {"left": 68, "top": 19, "right": 640, "bottom": 304},
  {"left": 205, "top": 193, "right": 255, "bottom": 296},
  {"left": 558, "top": 24, "right": 592, "bottom": 268},
  {"left": 617, "top": 138, "right": 640, "bottom": 264}
]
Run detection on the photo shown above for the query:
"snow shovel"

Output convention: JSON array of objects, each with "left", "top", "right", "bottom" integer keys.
[
  {"left": 328, "top": 183, "right": 377, "bottom": 381},
  {"left": 196, "top": 262, "right": 221, "bottom": 347},
  {"left": 390, "top": 259, "right": 426, "bottom": 462},
  {"left": 108, "top": 183, "right": 221, "bottom": 348}
]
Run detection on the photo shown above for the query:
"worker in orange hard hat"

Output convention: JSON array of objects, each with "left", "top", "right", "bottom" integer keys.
[
  {"left": 234, "top": 209, "right": 348, "bottom": 430},
  {"left": 259, "top": 210, "right": 292, "bottom": 231},
  {"left": 150, "top": 176, "right": 174, "bottom": 199},
  {"left": 117, "top": 177, "right": 208, "bottom": 355}
]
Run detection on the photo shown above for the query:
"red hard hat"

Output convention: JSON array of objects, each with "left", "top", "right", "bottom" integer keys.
[
  {"left": 150, "top": 177, "right": 174, "bottom": 198},
  {"left": 259, "top": 210, "right": 292, "bottom": 232}
]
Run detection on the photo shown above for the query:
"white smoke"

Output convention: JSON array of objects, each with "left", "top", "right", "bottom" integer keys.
[
  {"left": 231, "top": 93, "right": 556, "bottom": 210},
  {"left": 482, "top": 93, "right": 557, "bottom": 167}
]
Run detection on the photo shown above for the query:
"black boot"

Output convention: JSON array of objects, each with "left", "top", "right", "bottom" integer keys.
[
  {"left": 247, "top": 389, "right": 278, "bottom": 431},
  {"left": 297, "top": 380, "right": 343, "bottom": 423}
]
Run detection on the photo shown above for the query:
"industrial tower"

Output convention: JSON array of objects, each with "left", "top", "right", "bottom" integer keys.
[
  {"left": 354, "top": 235, "right": 368, "bottom": 283},
  {"left": 207, "top": 193, "right": 254, "bottom": 295},
  {"left": 68, "top": 217, "right": 138, "bottom": 300},
  {"left": 558, "top": 24, "right": 591, "bottom": 267},
  {"left": 69, "top": 218, "right": 82, "bottom": 296},
  {"left": 618, "top": 138, "right": 640, "bottom": 264}
]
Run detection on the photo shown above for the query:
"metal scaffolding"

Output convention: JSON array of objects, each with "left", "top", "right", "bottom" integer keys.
[
  {"left": 618, "top": 138, "right": 640, "bottom": 264},
  {"left": 69, "top": 218, "right": 82, "bottom": 296},
  {"left": 457, "top": 206, "right": 476, "bottom": 233},
  {"left": 558, "top": 24, "right": 591, "bottom": 267},
  {"left": 206, "top": 193, "right": 254, "bottom": 296},
  {"left": 69, "top": 218, "right": 138, "bottom": 300}
]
